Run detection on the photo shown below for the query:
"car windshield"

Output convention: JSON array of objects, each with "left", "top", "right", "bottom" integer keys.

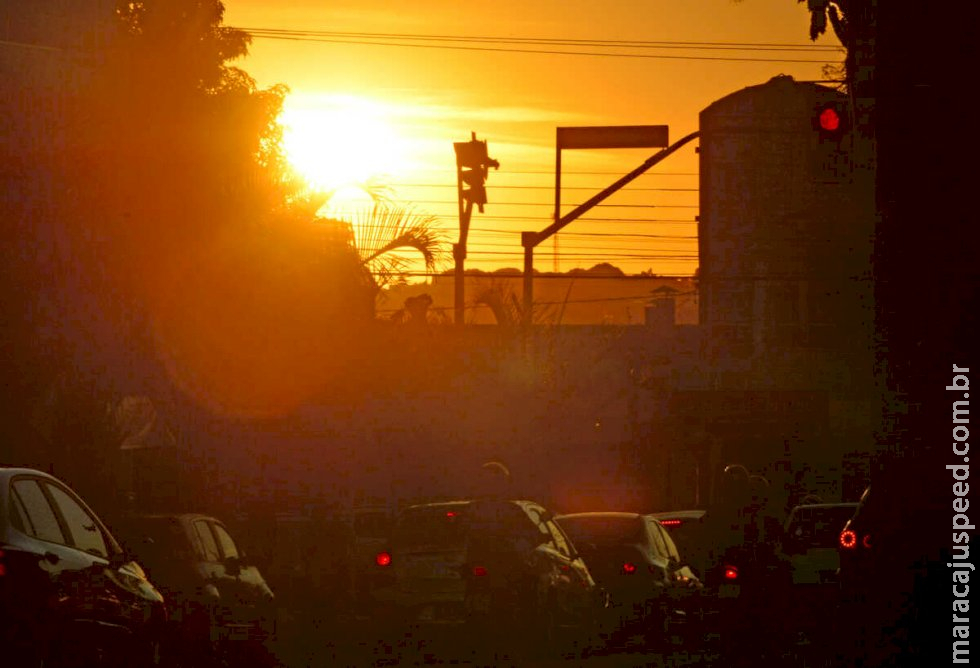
[
  {"left": 392, "top": 505, "right": 469, "bottom": 551},
  {"left": 558, "top": 516, "right": 644, "bottom": 547},
  {"left": 787, "top": 505, "right": 858, "bottom": 548}
]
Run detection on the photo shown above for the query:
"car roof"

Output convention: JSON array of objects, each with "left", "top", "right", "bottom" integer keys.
[
  {"left": 0, "top": 467, "right": 59, "bottom": 482},
  {"left": 402, "top": 499, "right": 542, "bottom": 512},
  {"left": 554, "top": 511, "right": 644, "bottom": 520},
  {"left": 125, "top": 512, "right": 226, "bottom": 525},
  {"left": 648, "top": 509, "right": 706, "bottom": 520}
]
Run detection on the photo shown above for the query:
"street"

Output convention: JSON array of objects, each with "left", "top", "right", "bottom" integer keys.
[{"left": 263, "top": 614, "right": 838, "bottom": 668}]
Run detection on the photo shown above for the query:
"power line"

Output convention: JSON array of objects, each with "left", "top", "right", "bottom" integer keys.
[
  {"left": 372, "top": 271, "right": 696, "bottom": 280},
  {"left": 239, "top": 30, "right": 838, "bottom": 64},
  {"left": 399, "top": 200, "right": 697, "bottom": 208},
  {"left": 242, "top": 28, "right": 841, "bottom": 52},
  {"left": 388, "top": 183, "right": 698, "bottom": 192},
  {"left": 333, "top": 213, "right": 698, "bottom": 223}
]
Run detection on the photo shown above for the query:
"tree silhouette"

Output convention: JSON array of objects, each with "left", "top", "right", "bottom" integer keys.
[{"left": 797, "top": 0, "right": 875, "bottom": 97}]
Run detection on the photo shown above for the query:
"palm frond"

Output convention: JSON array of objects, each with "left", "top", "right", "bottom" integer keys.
[{"left": 353, "top": 203, "right": 446, "bottom": 271}]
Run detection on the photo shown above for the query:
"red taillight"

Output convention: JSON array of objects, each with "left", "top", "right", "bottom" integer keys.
[
  {"left": 375, "top": 551, "right": 392, "bottom": 567},
  {"left": 659, "top": 519, "right": 682, "bottom": 527},
  {"left": 723, "top": 565, "right": 738, "bottom": 581},
  {"left": 840, "top": 529, "right": 857, "bottom": 549},
  {"left": 446, "top": 511, "right": 457, "bottom": 518},
  {"left": 472, "top": 565, "right": 488, "bottom": 577},
  {"left": 862, "top": 533, "right": 871, "bottom": 549},
  {"left": 622, "top": 562, "right": 637, "bottom": 574},
  {"left": 0, "top": 548, "right": 5, "bottom": 577}
]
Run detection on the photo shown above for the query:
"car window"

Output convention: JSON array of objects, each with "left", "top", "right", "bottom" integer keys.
[
  {"left": 392, "top": 505, "right": 468, "bottom": 550},
  {"left": 471, "top": 501, "right": 547, "bottom": 550},
  {"left": 211, "top": 522, "right": 240, "bottom": 559},
  {"left": 558, "top": 515, "right": 645, "bottom": 547},
  {"left": 194, "top": 520, "right": 221, "bottom": 561},
  {"left": 656, "top": 523, "right": 681, "bottom": 562},
  {"left": 787, "top": 505, "right": 859, "bottom": 548},
  {"left": 45, "top": 483, "right": 109, "bottom": 559},
  {"left": 8, "top": 486, "right": 29, "bottom": 534},
  {"left": 12, "top": 479, "right": 65, "bottom": 544},
  {"left": 647, "top": 519, "right": 670, "bottom": 560},
  {"left": 515, "top": 503, "right": 557, "bottom": 547},
  {"left": 543, "top": 519, "right": 573, "bottom": 559}
]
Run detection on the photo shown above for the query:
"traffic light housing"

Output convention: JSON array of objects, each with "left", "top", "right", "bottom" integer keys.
[
  {"left": 454, "top": 133, "right": 499, "bottom": 213},
  {"left": 813, "top": 100, "right": 849, "bottom": 143},
  {"left": 811, "top": 99, "right": 851, "bottom": 181}
]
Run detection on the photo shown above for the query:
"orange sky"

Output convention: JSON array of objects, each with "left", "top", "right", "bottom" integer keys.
[{"left": 223, "top": 0, "right": 841, "bottom": 277}]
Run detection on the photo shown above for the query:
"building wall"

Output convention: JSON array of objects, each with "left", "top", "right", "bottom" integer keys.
[{"left": 695, "top": 75, "right": 876, "bottom": 501}]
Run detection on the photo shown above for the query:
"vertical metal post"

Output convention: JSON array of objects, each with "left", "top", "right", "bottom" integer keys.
[
  {"left": 553, "top": 143, "right": 562, "bottom": 273},
  {"left": 454, "top": 161, "right": 466, "bottom": 326},
  {"left": 522, "top": 234, "right": 535, "bottom": 329}
]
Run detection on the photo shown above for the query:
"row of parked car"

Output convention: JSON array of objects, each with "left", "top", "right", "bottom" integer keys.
[{"left": 0, "top": 466, "right": 277, "bottom": 668}]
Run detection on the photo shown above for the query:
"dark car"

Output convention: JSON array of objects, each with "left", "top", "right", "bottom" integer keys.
[
  {"left": 0, "top": 466, "right": 167, "bottom": 667},
  {"left": 650, "top": 506, "right": 792, "bottom": 662},
  {"left": 113, "top": 513, "right": 276, "bottom": 666},
  {"left": 837, "top": 486, "right": 873, "bottom": 593},
  {"left": 554, "top": 512, "right": 702, "bottom": 648},
  {"left": 369, "top": 498, "right": 606, "bottom": 659},
  {"left": 784, "top": 502, "right": 859, "bottom": 587}
]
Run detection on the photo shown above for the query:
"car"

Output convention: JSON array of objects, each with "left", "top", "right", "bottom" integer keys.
[
  {"left": 348, "top": 505, "right": 391, "bottom": 615},
  {"left": 554, "top": 511, "right": 703, "bottom": 649},
  {"left": 112, "top": 512, "right": 277, "bottom": 667},
  {"left": 369, "top": 497, "right": 606, "bottom": 660},
  {"left": 837, "top": 486, "right": 873, "bottom": 593},
  {"left": 0, "top": 466, "right": 167, "bottom": 667},
  {"left": 649, "top": 510, "right": 708, "bottom": 578},
  {"left": 650, "top": 506, "right": 791, "bottom": 661},
  {"left": 784, "top": 502, "right": 859, "bottom": 587}
]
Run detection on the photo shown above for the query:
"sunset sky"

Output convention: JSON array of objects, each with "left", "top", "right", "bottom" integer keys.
[{"left": 223, "top": 0, "right": 842, "bottom": 277}]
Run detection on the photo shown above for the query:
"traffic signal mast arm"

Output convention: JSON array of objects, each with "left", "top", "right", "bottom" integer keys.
[
  {"left": 520, "top": 130, "right": 699, "bottom": 328},
  {"left": 523, "top": 130, "right": 700, "bottom": 248}
]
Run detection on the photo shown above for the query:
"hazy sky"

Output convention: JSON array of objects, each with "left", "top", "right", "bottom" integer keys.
[{"left": 223, "top": 0, "right": 842, "bottom": 276}]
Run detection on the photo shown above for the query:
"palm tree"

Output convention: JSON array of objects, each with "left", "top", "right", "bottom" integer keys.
[{"left": 285, "top": 180, "right": 447, "bottom": 310}]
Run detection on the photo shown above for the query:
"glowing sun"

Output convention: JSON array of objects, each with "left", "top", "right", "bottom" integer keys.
[{"left": 279, "top": 94, "right": 412, "bottom": 207}]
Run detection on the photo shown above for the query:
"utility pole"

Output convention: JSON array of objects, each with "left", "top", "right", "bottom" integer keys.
[{"left": 453, "top": 132, "right": 499, "bottom": 326}]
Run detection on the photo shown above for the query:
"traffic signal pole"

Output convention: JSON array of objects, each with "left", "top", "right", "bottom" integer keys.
[
  {"left": 453, "top": 133, "right": 499, "bottom": 326},
  {"left": 453, "top": 198, "right": 474, "bottom": 327}
]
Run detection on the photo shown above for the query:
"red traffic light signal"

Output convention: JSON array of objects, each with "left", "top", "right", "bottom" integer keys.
[
  {"left": 819, "top": 106, "right": 841, "bottom": 132},
  {"left": 813, "top": 101, "right": 848, "bottom": 141}
]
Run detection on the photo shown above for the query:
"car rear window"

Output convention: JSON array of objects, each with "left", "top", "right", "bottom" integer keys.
[
  {"left": 787, "top": 505, "right": 858, "bottom": 548},
  {"left": 392, "top": 505, "right": 469, "bottom": 550},
  {"left": 658, "top": 518, "right": 701, "bottom": 553},
  {"left": 558, "top": 515, "right": 644, "bottom": 547},
  {"left": 121, "top": 516, "right": 190, "bottom": 561}
]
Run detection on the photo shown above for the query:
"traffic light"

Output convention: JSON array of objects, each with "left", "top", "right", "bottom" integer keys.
[
  {"left": 811, "top": 99, "right": 851, "bottom": 181},
  {"left": 813, "top": 100, "right": 849, "bottom": 143},
  {"left": 454, "top": 133, "right": 499, "bottom": 213}
]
